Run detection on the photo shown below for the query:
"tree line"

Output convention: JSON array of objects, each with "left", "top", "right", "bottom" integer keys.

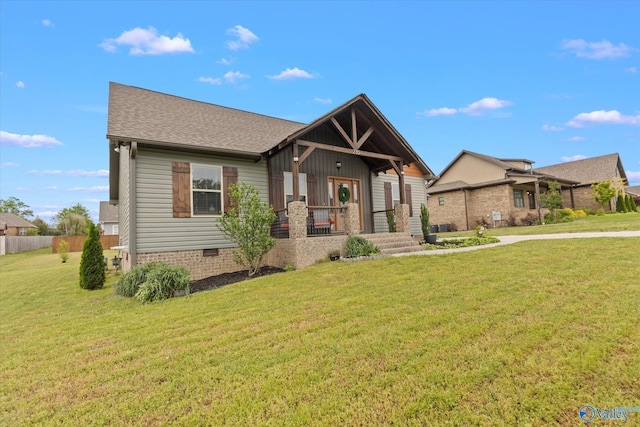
[{"left": 0, "top": 196, "right": 94, "bottom": 236}]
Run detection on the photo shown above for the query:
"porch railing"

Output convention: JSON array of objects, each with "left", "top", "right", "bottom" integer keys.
[
  {"left": 271, "top": 206, "right": 348, "bottom": 238},
  {"left": 271, "top": 208, "right": 289, "bottom": 239},
  {"left": 372, "top": 209, "right": 396, "bottom": 233}
]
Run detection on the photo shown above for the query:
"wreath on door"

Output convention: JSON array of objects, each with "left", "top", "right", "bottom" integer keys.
[{"left": 338, "top": 186, "right": 351, "bottom": 203}]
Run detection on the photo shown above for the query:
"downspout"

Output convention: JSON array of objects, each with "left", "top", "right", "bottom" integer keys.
[
  {"left": 129, "top": 141, "right": 138, "bottom": 267},
  {"left": 570, "top": 185, "right": 575, "bottom": 209},
  {"left": 535, "top": 180, "right": 541, "bottom": 222}
]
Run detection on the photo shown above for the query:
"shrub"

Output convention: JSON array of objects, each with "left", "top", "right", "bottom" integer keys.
[
  {"left": 386, "top": 210, "right": 396, "bottom": 233},
  {"left": 573, "top": 209, "right": 587, "bottom": 217},
  {"left": 629, "top": 195, "right": 638, "bottom": 212},
  {"left": 625, "top": 195, "right": 636, "bottom": 213},
  {"left": 134, "top": 263, "right": 190, "bottom": 303},
  {"left": 79, "top": 223, "right": 105, "bottom": 290},
  {"left": 345, "top": 236, "right": 380, "bottom": 258},
  {"left": 58, "top": 240, "right": 69, "bottom": 263},
  {"left": 616, "top": 195, "right": 627, "bottom": 213},
  {"left": 283, "top": 264, "right": 296, "bottom": 272},
  {"left": 520, "top": 212, "right": 539, "bottom": 226}
]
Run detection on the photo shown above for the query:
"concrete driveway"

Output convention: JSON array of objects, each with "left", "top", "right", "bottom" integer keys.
[{"left": 392, "top": 231, "right": 640, "bottom": 257}]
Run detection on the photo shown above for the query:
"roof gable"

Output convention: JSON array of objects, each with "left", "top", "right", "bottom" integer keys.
[
  {"left": 99, "top": 201, "right": 118, "bottom": 223},
  {"left": 0, "top": 212, "right": 36, "bottom": 228}
]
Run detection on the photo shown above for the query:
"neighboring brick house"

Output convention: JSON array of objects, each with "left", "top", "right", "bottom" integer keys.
[
  {"left": 0, "top": 213, "right": 37, "bottom": 236},
  {"left": 626, "top": 185, "right": 640, "bottom": 206},
  {"left": 108, "top": 82, "right": 434, "bottom": 278},
  {"left": 98, "top": 201, "right": 119, "bottom": 235},
  {"left": 425, "top": 150, "right": 578, "bottom": 231},
  {"left": 534, "top": 153, "right": 629, "bottom": 211}
]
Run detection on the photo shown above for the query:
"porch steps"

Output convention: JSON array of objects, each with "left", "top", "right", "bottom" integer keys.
[{"left": 359, "top": 233, "right": 426, "bottom": 256}]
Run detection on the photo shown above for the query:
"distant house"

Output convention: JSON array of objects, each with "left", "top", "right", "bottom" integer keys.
[
  {"left": 98, "top": 201, "right": 119, "bottom": 235},
  {"left": 107, "top": 82, "right": 435, "bottom": 278},
  {"left": 534, "top": 153, "right": 628, "bottom": 211},
  {"left": 0, "top": 213, "right": 37, "bottom": 236},
  {"left": 426, "top": 150, "right": 577, "bottom": 231},
  {"left": 625, "top": 185, "right": 640, "bottom": 206}
]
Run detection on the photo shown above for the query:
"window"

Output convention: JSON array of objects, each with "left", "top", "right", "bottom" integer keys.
[
  {"left": 284, "top": 172, "right": 307, "bottom": 205},
  {"left": 438, "top": 196, "right": 444, "bottom": 206},
  {"left": 192, "top": 164, "right": 222, "bottom": 215},
  {"left": 524, "top": 163, "right": 532, "bottom": 170},
  {"left": 392, "top": 183, "right": 400, "bottom": 207},
  {"left": 514, "top": 189, "right": 524, "bottom": 208},
  {"left": 113, "top": 225, "right": 119, "bottom": 234}
]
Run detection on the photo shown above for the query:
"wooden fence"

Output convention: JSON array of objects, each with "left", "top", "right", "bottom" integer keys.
[
  {"left": 51, "top": 235, "right": 120, "bottom": 253},
  {"left": 0, "top": 236, "right": 53, "bottom": 255}
]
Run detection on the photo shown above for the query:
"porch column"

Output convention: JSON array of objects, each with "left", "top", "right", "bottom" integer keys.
[
  {"left": 344, "top": 203, "right": 360, "bottom": 235},
  {"left": 535, "top": 180, "right": 541, "bottom": 222},
  {"left": 395, "top": 204, "right": 411, "bottom": 233},
  {"left": 287, "top": 201, "right": 307, "bottom": 239},
  {"left": 399, "top": 166, "right": 406, "bottom": 204},
  {"left": 292, "top": 142, "right": 300, "bottom": 203}
]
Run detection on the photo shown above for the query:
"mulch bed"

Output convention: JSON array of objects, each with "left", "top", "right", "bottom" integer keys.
[{"left": 189, "top": 266, "right": 285, "bottom": 294}]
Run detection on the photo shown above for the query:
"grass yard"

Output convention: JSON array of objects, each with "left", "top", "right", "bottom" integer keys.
[
  {"left": 1, "top": 238, "right": 639, "bottom": 425},
  {"left": 443, "top": 211, "right": 640, "bottom": 237}
]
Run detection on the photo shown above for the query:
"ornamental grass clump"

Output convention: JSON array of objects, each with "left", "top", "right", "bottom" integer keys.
[
  {"left": 345, "top": 235, "right": 380, "bottom": 258},
  {"left": 115, "top": 262, "right": 157, "bottom": 297},
  {"left": 134, "top": 263, "right": 190, "bottom": 303}
]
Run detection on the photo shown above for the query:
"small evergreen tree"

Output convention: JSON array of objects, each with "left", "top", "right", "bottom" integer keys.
[
  {"left": 630, "top": 195, "right": 638, "bottom": 212},
  {"left": 217, "top": 182, "right": 276, "bottom": 276},
  {"left": 616, "top": 195, "right": 627, "bottom": 213},
  {"left": 625, "top": 194, "right": 635, "bottom": 212},
  {"left": 79, "top": 223, "right": 105, "bottom": 290}
]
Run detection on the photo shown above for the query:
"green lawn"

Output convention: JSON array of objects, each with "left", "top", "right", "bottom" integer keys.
[
  {"left": 442, "top": 211, "right": 640, "bottom": 237},
  {"left": 1, "top": 238, "right": 639, "bottom": 425}
]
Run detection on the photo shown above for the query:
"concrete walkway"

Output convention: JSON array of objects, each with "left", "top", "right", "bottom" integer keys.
[{"left": 392, "top": 231, "right": 640, "bottom": 257}]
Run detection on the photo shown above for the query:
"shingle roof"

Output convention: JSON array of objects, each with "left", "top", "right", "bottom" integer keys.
[
  {"left": 99, "top": 201, "right": 118, "bottom": 223},
  {"left": 107, "top": 82, "right": 307, "bottom": 155},
  {"left": 0, "top": 212, "right": 36, "bottom": 228},
  {"left": 426, "top": 178, "right": 517, "bottom": 194},
  {"left": 626, "top": 185, "right": 640, "bottom": 196},
  {"left": 534, "top": 153, "right": 627, "bottom": 186}
]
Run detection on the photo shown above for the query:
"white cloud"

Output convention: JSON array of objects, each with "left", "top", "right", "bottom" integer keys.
[
  {"left": 217, "top": 58, "right": 233, "bottom": 65},
  {"left": 561, "top": 39, "right": 636, "bottom": 60},
  {"left": 313, "top": 97, "right": 332, "bottom": 105},
  {"left": 100, "top": 27, "right": 194, "bottom": 55},
  {"left": 560, "top": 155, "right": 587, "bottom": 162},
  {"left": 541, "top": 124, "right": 564, "bottom": 131},
  {"left": 67, "top": 186, "right": 109, "bottom": 192},
  {"left": 459, "top": 97, "right": 513, "bottom": 116},
  {"left": 626, "top": 66, "right": 637, "bottom": 74},
  {"left": 44, "top": 186, "right": 58, "bottom": 191},
  {"left": 0, "top": 162, "right": 19, "bottom": 168},
  {"left": 566, "top": 110, "right": 640, "bottom": 127},
  {"left": 267, "top": 67, "right": 316, "bottom": 80},
  {"left": 626, "top": 170, "right": 640, "bottom": 184},
  {"left": 566, "top": 136, "right": 585, "bottom": 142},
  {"left": 29, "top": 169, "right": 62, "bottom": 175},
  {"left": 42, "top": 19, "right": 53, "bottom": 27},
  {"left": 16, "top": 81, "right": 25, "bottom": 88},
  {"left": 66, "top": 169, "right": 109, "bottom": 177},
  {"left": 197, "top": 76, "right": 222, "bottom": 85},
  {"left": 224, "top": 71, "right": 249, "bottom": 84},
  {"left": 0, "top": 131, "right": 63, "bottom": 148},
  {"left": 225, "top": 25, "right": 259, "bottom": 51},
  {"left": 421, "top": 107, "right": 458, "bottom": 117},
  {"left": 16, "top": 186, "right": 29, "bottom": 191}
]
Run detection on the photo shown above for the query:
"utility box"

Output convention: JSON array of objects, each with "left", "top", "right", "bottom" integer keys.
[
  {"left": 492, "top": 211, "right": 502, "bottom": 221},
  {"left": 438, "top": 224, "right": 449, "bottom": 233}
]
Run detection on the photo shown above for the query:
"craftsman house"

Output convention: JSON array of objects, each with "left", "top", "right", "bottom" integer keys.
[
  {"left": 534, "top": 153, "right": 628, "bottom": 211},
  {"left": 425, "top": 150, "right": 578, "bottom": 231},
  {"left": 107, "top": 83, "right": 434, "bottom": 278}
]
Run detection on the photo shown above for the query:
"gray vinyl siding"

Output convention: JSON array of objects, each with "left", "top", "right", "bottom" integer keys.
[
  {"left": 118, "top": 146, "right": 130, "bottom": 249},
  {"left": 371, "top": 173, "right": 426, "bottom": 236},
  {"left": 135, "top": 148, "right": 268, "bottom": 253}
]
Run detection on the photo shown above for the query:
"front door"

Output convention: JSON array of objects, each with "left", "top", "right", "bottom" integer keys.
[{"left": 328, "top": 177, "right": 362, "bottom": 231}]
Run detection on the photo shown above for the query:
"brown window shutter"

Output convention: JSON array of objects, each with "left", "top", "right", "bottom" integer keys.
[
  {"left": 307, "top": 175, "right": 318, "bottom": 206},
  {"left": 405, "top": 184, "right": 413, "bottom": 217},
  {"left": 270, "top": 172, "right": 284, "bottom": 210},
  {"left": 223, "top": 166, "right": 238, "bottom": 213},
  {"left": 384, "top": 181, "right": 392, "bottom": 210},
  {"left": 172, "top": 162, "right": 191, "bottom": 218}
]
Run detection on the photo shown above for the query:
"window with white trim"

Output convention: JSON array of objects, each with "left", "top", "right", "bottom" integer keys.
[
  {"left": 284, "top": 172, "right": 307, "bottom": 205},
  {"left": 392, "top": 183, "right": 400, "bottom": 207},
  {"left": 113, "top": 225, "right": 119, "bottom": 234},
  {"left": 192, "top": 164, "right": 222, "bottom": 215}
]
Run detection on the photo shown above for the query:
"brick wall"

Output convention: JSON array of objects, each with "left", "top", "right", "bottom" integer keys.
[
  {"left": 137, "top": 248, "right": 242, "bottom": 281},
  {"left": 569, "top": 186, "right": 612, "bottom": 211},
  {"left": 427, "top": 190, "right": 467, "bottom": 231},
  {"left": 264, "top": 235, "right": 348, "bottom": 270}
]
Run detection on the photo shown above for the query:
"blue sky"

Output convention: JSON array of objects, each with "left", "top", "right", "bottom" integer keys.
[{"left": 1, "top": 1, "right": 638, "bottom": 222}]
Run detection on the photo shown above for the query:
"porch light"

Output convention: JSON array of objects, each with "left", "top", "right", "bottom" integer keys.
[
  {"left": 114, "top": 143, "right": 121, "bottom": 153},
  {"left": 336, "top": 161, "right": 342, "bottom": 170},
  {"left": 293, "top": 156, "right": 299, "bottom": 163}
]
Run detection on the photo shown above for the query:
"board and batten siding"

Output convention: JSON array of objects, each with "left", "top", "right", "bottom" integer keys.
[
  {"left": 135, "top": 148, "right": 268, "bottom": 253},
  {"left": 118, "top": 145, "right": 131, "bottom": 249},
  {"left": 438, "top": 154, "right": 505, "bottom": 185},
  {"left": 371, "top": 173, "right": 426, "bottom": 236}
]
